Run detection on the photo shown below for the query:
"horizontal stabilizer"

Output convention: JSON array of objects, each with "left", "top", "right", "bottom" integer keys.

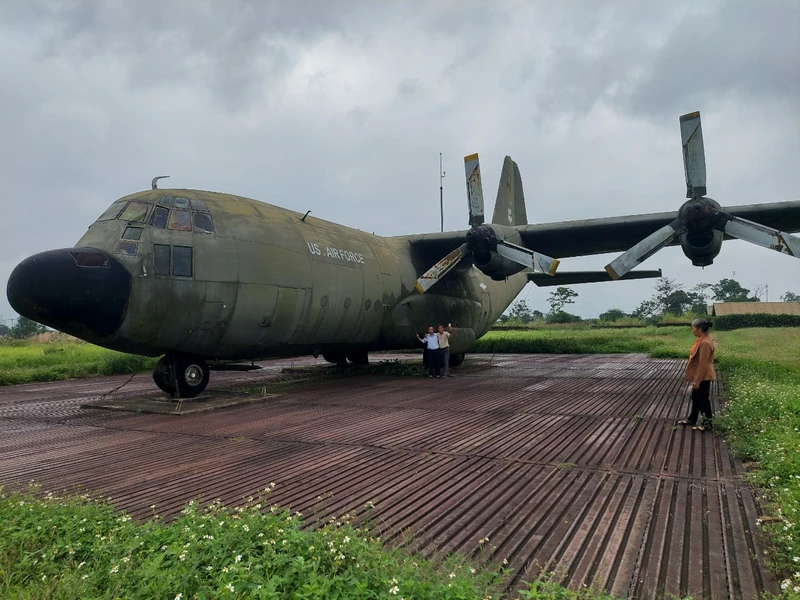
[{"left": 528, "top": 269, "right": 663, "bottom": 287}]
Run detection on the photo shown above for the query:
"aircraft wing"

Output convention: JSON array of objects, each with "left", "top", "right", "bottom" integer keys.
[
  {"left": 406, "top": 201, "right": 800, "bottom": 261},
  {"left": 518, "top": 201, "right": 800, "bottom": 259}
]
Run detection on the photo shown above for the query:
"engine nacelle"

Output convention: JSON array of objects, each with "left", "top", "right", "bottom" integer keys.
[
  {"left": 679, "top": 229, "right": 723, "bottom": 266},
  {"left": 472, "top": 252, "right": 526, "bottom": 280},
  {"left": 677, "top": 196, "right": 723, "bottom": 266},
  {"left": 467, "top": 223, "right": 526, "bottom": 280}
]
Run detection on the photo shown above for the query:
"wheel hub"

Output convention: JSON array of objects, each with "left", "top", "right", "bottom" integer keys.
[{"left": 184, "top": 364, "right": 205, "bottom": 387}]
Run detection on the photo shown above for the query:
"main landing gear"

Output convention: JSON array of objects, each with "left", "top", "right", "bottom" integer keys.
[
  {"left": 153, "top": 353, "right": 210, "bottom": 398},
  {"left": 322, "top": 350, "right": 369, "bottom": 367}
]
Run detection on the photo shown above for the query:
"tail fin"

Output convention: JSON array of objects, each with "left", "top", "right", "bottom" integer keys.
[{"left": 492, "top": 156, "right": 528, "bottom": 226}]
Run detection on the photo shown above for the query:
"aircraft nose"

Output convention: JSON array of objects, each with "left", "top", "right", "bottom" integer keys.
[{"left": 6, "top": 248, "right": 132, "bottom": 340}]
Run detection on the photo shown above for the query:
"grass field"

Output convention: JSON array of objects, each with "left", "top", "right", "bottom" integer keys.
[
  {"left": 1, "top": 327, "right": 799, "bottom": 597},
  {"left": 0, "top": 334, "right": 157, "bottom": 386}
]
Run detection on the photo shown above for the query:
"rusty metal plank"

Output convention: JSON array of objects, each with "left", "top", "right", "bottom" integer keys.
[{"left": 0, "top": 353, "right": 780, "bottom": 599}]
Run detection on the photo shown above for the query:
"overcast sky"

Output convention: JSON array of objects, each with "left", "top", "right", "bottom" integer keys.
[{"left": 1, "top": 0, "right": 799, "bottom": 325}]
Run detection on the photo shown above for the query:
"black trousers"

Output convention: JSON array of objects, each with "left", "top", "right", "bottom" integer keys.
[
  {"left": 428, "top": 349, "right": 442, "bottom": 376},
  {"left": 688, "top": 380, "right": 713, "bottom": 425}
]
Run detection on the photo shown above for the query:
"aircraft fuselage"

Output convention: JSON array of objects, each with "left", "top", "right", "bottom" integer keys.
[{"left": 17, "top": 189, "right": 525, "bottom": 361}]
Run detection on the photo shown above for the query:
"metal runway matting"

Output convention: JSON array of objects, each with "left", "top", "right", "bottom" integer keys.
[{"left": 0, "top": 353, "right": 778, "bottom": 599}]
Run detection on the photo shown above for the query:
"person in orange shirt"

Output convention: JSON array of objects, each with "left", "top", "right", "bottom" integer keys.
[{"left": 677, "top": 318, "right": 716, "bottom": 431}]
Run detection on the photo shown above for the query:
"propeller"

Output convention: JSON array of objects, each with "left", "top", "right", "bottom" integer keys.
[
  {"left": 414, "top": 154, "right": 559, "bottom": 294},
  {"left": 605, "top": 111, "right": 800, "bottom": 279}
]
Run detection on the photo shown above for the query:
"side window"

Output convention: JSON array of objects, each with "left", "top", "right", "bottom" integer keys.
[
  {"left": 118, "top": 200, "right": 150, "bottom": 223},
  {"left": 151, "top": 206, "right": 169, "bottom": 229},
  {"left": 122, "top": 227, "right": 143, "bottom": 240},
  {"left": 116, "top": 241, "right": 138, "bottom": 256},
  {"left": 168, "top": 210, "right": 192, "bottom": 231},
  {"left": 190, "top": 199, "right": 209, "bottom": 211},
  {"left": 159, "top": 195, "right": 173, "bottom": 207},
  {"left": 154, "top": 244, "right": 170, "bottom": 276},
  {"left": 193, "top": 212, "right": 214, "bottom": 234},
  {"left": 173, "top": 246, "right": 193, "bottom": 277},
  {"left": 173, "top": 197, "right": 191, "bottom": 210}
]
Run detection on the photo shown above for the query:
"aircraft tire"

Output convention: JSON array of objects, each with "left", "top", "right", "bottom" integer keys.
[
  {"left": 322, "top": 352, "right": 347, "bottom": 367},
  {"left": 171, "top": 354, "right": 210, "bottom": 398},
  {"left": 449, "top": 353, "right": 466, "bottom": 367},
  {"left": 346, "top": 350, "right": 369, "bottom": 365},
  {"left": 152, "top": 357, "right": 174, "bottom": 395}
]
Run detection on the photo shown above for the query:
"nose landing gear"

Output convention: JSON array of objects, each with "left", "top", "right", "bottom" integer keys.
[{"left": 152, "top": 353, "right": 210, "bottom": 398}]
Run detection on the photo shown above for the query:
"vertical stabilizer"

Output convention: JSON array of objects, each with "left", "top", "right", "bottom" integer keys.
[{"left": 492, "top": 156, "right": 528, "bottom": 226}]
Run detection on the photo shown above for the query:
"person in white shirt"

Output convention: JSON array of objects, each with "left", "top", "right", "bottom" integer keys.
[
  {"left": 437, "top": 323, "right": 454, "bottom": 377},
  {"left": 416, "top": 326, "right": 440, "bottom": 377}
]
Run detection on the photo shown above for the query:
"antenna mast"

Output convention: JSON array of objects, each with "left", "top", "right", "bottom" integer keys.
[{"left": 439, "top": 153, "right": 445, "bottom": 232}]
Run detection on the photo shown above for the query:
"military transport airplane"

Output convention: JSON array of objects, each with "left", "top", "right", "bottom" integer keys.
[{"left": 7, "top": 112, "right": 800, "bottom": 398}]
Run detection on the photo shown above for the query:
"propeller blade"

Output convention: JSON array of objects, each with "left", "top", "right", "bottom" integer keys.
[
  {"left": 497, "top": 240, "right": 560, "bottom": 275},
  {"left": 680, "top": 111, "right": 707, "bottom": 198},
  {"left": 464, "top": 153, "right": 485, "bottom": 226},
  {"left": 605, "top": 218, "right": 685, "bottom": 279},
  {"left": 723, "top": 215, "right": 800, "bottom": 258},
  {"left": 414, "top": 243, "right": 469, "bottom": 294}
]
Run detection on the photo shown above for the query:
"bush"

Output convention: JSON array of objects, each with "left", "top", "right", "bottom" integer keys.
[
  {"left": 714, "top": 314, "right": 800, "bottom": 330},
  {"left": 545, "top": 311, "right": 581, "bottom": 324}
]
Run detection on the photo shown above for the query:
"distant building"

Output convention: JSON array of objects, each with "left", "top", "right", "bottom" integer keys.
[{"left": 708, "top": 302, "right": 800, "bottom": 316}]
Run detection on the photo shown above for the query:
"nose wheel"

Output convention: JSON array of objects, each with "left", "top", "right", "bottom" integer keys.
[{"left": 152, "top": 354, "right": 210, "bottom": 398}]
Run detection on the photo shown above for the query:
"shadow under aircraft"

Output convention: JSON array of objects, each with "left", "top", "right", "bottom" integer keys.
[{"left": 8, "top": 112, "right": 800, "bottom": 398}]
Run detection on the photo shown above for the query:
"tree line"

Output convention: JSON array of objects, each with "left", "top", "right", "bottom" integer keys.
[{"left": 500, "top": 278, "right": 800, "bottom": 325}]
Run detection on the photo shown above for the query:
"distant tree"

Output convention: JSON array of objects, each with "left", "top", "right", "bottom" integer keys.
[
  {"left": 632, "top": 299, "right": 660, "bottom": 320},
  {"left": 781, "top": 291, "right": 800, "bottom": 302},
  {"left": 711, "top": 278, "right": 751, "bottom": 303},
  {"left": 10, "top": 317, "right": 46, "bottom": 339},
  {"left": 531, "top": 310, "right": 545, "bottom": 321},
  {"left": 0, "top": 323, "right": 10, "bottom": 337},
  {"left": 749, "top": 283, "right": 767, "bottom": 302},
  {"left": 545, "top": 310, "right": 581, "bottom": 324},
  {"left": 508, "top": 300, "right": 533, "bottom": 323},
  {"left": 547, "top": 287, "right": 578, "bottom": 314},
  {"left": 689, "top": 283, "right": 711, "bottom": 313},
  {"left": 599, "top": 308, "right": 628, "bottom": 322}
]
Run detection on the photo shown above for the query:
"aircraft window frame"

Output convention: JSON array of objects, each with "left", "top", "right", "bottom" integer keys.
[
  {"left": 159, "top": 195, "right": 173, "bottom": 208},
  {"left": 173, "top": 197, "right": 191, "bottom": 210},
  {"left": 173, "top": 246, "right": 193, "bottom": 277},
  {"left": 122, "top": 227, "right": 143, "bottom": 240},
  {"left": 116, "top": 240, "right": 138, "bottom": 257},
  {"left": 193, "top": 212, "right": 215, "bottom": 234},
  {"left": 168, "top": 209, "right": 192, "bottom": 231},
  {"left": 154, "top": 244, "right": 170, "bottom": 276},
  {"left": 118, "top": 200, "right": 150, "bottom": 223},
  {"left": 190, "top": 199, "right": 209, "bottom": 212},
  {"left": 70, "top": 251, "right": 110, "bottom": 268},
  {"left": 96, "top": 201, "right": 127, "bottom": 222},
  {"left": 151, "top": 206, "right": 169, "bottom": 229}
]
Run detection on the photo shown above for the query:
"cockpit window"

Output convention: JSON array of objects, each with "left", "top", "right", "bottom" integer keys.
[
  {"left": 173, "top": 197, "right": 191, "bottom": 210},
  {"left": 159, "top": 195, "right": 173, "bottom": 207},
  {"left": 119, "top": 200, "right": 150, "bottom": 223},
  {"left": 193, "top": 212, "right": 215, "bottom": 234},
  {"left": 191, "top": 199, "right": 209, "bottom": 212},
  {"left": 122, "top": 227, "right": 143, "bottom": 240},
  {"left": 96, "top": 200, "right": 126, "bottom": 221},
  {"left": 168, "top": 209, "right": 192, "bottom": 231},
  {"left": 151, "top": 206, "right": 169, "bottom": 229}
]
